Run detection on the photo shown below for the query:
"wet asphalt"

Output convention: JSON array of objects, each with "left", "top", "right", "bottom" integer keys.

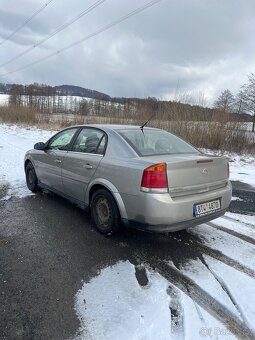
[{"left": 0, "top": 181, "right": 254, "bottom": 340}]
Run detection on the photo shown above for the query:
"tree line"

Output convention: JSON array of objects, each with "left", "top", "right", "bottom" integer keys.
[
  {"left": 1, "top": 72, "right": 254, "bottom": 131},
  {"left": 5, "top": 83, "right": 237, "bottom": 123}
]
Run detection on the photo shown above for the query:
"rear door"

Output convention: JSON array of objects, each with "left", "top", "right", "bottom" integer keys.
[
  {"left": 35, "top": 127, "right": 78, "bottom": 192},
  {"left": 61, "top": 127, "right": 107, "bottom": 203}
]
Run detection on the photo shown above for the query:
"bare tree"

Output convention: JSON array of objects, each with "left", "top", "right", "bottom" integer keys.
[
  {"left": 214, "top": 89, "right": 235, "bottom": 113},
  {"left": 79, "top": 98, "right": 89, "bottom": 115},
  {"left": 241, "top": 72, "right": 255, "bottom": 132},
  {"left": 234, "top": 90, "right": 247, "bottom": 115},
  {"left": 9, "top": 84, "right": 23, "bottom": 106}
]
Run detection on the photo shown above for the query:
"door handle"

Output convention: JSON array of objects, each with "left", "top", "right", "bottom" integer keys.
[
  {"left": 54, "top": 159, "right": 62, "bottom": 164},
  {"left": 83, "top": 163, "right": 93, "bottom": 169}
]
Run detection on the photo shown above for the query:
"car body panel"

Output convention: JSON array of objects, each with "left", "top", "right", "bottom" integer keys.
[
  {"left": 24, "top": 124, "right": 232, "bottom": 232},
  {"left": 27, "top": 149, "right": 66, "bottom": 192},
  {"left": 120, "top": 181, "right": 231, "bottom": 227},
  {"left": 39, "top": 150, "right": 66, "bottom": 191},
  {"left": 142, "top": 153, "right": 229, "bottom": 189},
  {"left": 61, "top": 151, "right": 103, "bottom": 202}
]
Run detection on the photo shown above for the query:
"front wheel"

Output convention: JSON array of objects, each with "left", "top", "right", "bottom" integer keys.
[
  {"left": 90, "top": 189, "right": 120, "bottom": 236},
  {"left": 25, "top": 162, "right": 40, "bottom": 193}
]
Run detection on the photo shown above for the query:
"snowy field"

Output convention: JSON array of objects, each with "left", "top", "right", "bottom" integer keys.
[
  {"left": 0, "top": 94, "right": 9, "bottom": 105},
  {"left": 0, "top": 93, "right": 92, "bottom": 106},
  {"left": 0, "top": 124, "right": 255, "bottom": 339},
  {"left": 0, "top": 93, "right": 119, "bottom": 113}
]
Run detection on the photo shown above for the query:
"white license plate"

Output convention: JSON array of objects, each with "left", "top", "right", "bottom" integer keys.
[{"left": 194, "top": 199, "right": 221, "bottom": 217}]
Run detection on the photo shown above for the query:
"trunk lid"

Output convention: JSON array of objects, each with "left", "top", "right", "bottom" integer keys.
[{"left": 142, "top": 153, "right": 229, "bottom": 197}]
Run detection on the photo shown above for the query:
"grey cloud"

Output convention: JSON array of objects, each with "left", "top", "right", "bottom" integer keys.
[{"left": 0, "top": 0, "right": 255, "bottom": 103}]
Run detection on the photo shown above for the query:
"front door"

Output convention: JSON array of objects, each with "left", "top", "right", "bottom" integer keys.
[
  {"left": 36, "top": 127, "right": 78, "bottom": 192},
  {"left": 61, "top": 128, "right": 107, "bottom": 203}
]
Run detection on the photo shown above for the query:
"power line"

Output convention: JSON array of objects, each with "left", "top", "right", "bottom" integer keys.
[
  {"left": 0, "top": 0, "right": 106, "bottom": 68},
  {"left": 0, "top": 0, "right": 162, "bottom": 78},
  {"left": 0, "top": 0, "right": 55, "bottom": 46}
]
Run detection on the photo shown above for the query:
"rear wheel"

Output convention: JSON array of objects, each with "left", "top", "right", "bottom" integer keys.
[
  {"left": 90, "top": 189, "right": 120, "bottom": 236},
  {"left": 25, "top": 162, "right": 40, "bottom": 193}
]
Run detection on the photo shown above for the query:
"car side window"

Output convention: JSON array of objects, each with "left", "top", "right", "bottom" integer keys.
[
  {"left": 96, "top": 135, "right": 107, "bottom": 155},
  {"left": 48, "top": 128, "right": 77, "bottom": 151},
  {"left": 72, "top": 128, "right": 105, "bottom": 154}
]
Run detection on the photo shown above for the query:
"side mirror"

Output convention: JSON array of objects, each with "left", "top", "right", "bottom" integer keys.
[{"left": 34, "top": 142, "right": 46, "bottom": 150}]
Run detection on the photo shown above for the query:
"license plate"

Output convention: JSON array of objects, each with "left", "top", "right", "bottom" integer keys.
[{"left": 194, "top": 199, "right": 221, "bottom": 217}]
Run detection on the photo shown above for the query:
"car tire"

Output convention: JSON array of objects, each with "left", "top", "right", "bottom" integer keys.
[
  {"left": 25, "top": 162, "right": 40, "bottom": 193},
  {"left": 90, "top": 189, "right": 120, "bottom": 236}
]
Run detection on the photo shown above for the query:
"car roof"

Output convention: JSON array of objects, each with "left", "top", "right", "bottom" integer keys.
[{"left": 67, "top": 124, "right": 160, "bottom": 132}]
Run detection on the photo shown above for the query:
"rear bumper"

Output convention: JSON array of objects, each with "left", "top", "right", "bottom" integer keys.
[
  {"left": 124, "top": 209, "right": 227, "bottom": 232},
  {"left": 120, "top": 180, "right": 232, "bottom": 233}
]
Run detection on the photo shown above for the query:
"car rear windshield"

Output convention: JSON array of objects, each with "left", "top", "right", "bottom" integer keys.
[{"left": 118, "top": 129, "right": 199, "bottom": 156}]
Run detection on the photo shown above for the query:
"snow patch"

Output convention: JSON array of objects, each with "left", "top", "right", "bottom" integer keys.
[
  {"left": 231, "top": 196, "right": 244, "bottom": 201},
  {"left": 0, "top": 94, "right": 9, "bottom": 105},
  {"left": 74, "top": 261, "right": 237, "bottom": 340},
  {"left": 74, "top": 261, "right": 171, "bottom": 340},
  {"left": 0, "top": 124, "right": 54, "bottom": 199}
]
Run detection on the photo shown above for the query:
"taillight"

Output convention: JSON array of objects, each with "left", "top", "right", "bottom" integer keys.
[
  {"left": 227, "top": 160, "right": 230, "bottom": 178},
  {"left": 141, "top": 163, "right": 168, "bottom": 193}
]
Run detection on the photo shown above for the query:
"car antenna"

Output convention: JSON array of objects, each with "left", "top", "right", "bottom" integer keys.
[{"left": 140, "top": 112, "right": 156, "bottom": 131}]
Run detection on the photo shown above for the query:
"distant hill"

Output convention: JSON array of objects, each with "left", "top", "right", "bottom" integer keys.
[
  {"left": 54, "top": 85, "right": 111, "bottom": 101},
  {"left": 0, "top": 82, "right": 111, "bottom": 101}
]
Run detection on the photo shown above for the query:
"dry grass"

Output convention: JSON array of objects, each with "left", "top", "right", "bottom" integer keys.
[
  {"left": 153, "top": 120, "right": 250, "bottom": 153},
  {"left": 0, "top": 105, "right": 37, "bottom": 124},
  {"left": 49, "top": 115, "right": 252, "bottom": 153},
  {"left": 0, "top": 104, "right": 253, "bottom": 154}
]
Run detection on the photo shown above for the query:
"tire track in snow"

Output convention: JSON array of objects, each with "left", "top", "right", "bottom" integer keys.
[
  {"left": 192, "top": 302, "right": 208, "bottom": 329},
  {"left": 146, "top": 259, "right": 255, "bottom": 340},
  {"left": 202, "top": 256, "right": 254, "bottom": 331},
  {"left": 187, "top": 225, "right": 255, "bottom": 277},
  {"left": 222, "top": 215, "right": 255, "bottom": 228},
  {"left": 174, "top": 237, "right": 255, "bottom": 279},
  {"left": 207, "top": 222, "right": 255, "bottom": 246}
]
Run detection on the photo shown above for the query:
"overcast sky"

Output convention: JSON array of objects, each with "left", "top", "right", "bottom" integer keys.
[{"left": 0, "top": 0, "right": 255, "bottom": 105}]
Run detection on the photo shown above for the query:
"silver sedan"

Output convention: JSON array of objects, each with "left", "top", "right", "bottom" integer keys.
[{"left": 24, "top": 125, "right": 232, "bottom": 235}]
